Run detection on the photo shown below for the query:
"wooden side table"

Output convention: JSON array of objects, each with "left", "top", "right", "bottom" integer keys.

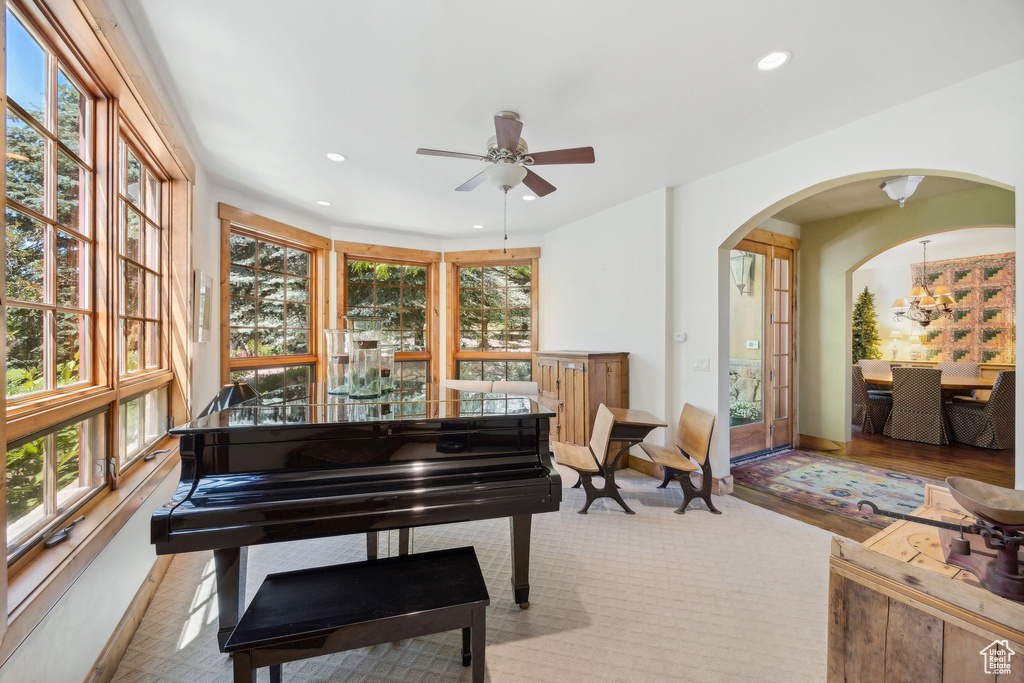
[{"left": 828, "top": 485, "right": 1024, "bottom": 682}]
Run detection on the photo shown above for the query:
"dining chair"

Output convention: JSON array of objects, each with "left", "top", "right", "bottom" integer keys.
[
  {"left": 492, "top": 380, "right": 538, "bottom": 396},
  {"left": 883, "top": 367, "right": 950, "bottom": 445},
  {"left": 858, "top": 359, "right": 892, "bottom": 394},
  {"left": 552, "top": 404, "right": 630, "bottom": 514},
  {"left": 851, "top": 366, "right": 892, "bottom": 434},
  {"left": 640, "top": 404, "right": 720, "bottom": 515},
  {"left": 945, "top": 370, "right": 1015, "bottom": 449},
  {"left": 938, "top": 361, "right": 979, "bottom": 399},
  {"left": 441, "top": 379, "right": 493, "bottom": 393}
]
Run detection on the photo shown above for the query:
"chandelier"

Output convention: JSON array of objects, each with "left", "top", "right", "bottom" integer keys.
[{"left": 891, "top": 239, "right": 955, "bottom": 327}]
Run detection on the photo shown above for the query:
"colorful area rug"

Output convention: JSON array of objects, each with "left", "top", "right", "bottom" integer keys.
[{"left": 732, "top": 451, "right": 943, "bottom": 528}]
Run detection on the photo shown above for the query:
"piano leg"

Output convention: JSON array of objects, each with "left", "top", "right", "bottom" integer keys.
[
  {"left": 398, "top": 527, "right": 410, "bottom": 555},
  {"left": 214, "top": 546, "right": 247, "bottom": 652},
  {"left": 367, "top": 532, "right": 378, "bottom": 559},
  {"left": 510, "top": 514, "right": 532, "bottom": 609}
]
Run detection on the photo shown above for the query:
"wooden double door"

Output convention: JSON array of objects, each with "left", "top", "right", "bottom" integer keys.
[{"left": 729, "top": 237, "right": 796, "bottom": 459}]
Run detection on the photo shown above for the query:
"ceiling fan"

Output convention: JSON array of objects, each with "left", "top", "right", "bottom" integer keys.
[{"left": 415, "top": 111, "right": 595, "bottom": 197}]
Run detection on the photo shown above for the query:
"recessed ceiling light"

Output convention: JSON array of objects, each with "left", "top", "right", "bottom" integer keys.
[
  {"left": 316, "top": 200, "right": 332, "bottom": 206},
  {"left": 756, "top": 51, "right": 791, "bottom": 71},
  {"left": 522, "top": 195, "right": 536, "bottom": 201},
  {"left": 326, "top": 153, "right": 347, "bottom": 162},
  {"left": 472, "top": 224, "right": 485, "bottom": 230}
]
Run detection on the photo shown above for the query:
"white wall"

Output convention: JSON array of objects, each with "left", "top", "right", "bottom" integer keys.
[
  {"left": 669, "top": 59, "right": 1023, "bottom": 485},
  {"left": 0, "top": 472, "right": 179, "bottom": 682},
  {"left": 540, "top": 189, "right": 670, "bottom": 450}
]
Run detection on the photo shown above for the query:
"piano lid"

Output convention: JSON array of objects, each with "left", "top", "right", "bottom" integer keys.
[{"left": 172, "top": 382, "right": 555, "bottom": 434}]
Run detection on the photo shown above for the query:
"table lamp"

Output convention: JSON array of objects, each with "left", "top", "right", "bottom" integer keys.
[{"left": 888, "top": 330, "right": 903, "bottom": 359}]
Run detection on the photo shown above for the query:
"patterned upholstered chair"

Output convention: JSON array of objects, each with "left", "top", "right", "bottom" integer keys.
[
  {"left": 858, "top": 359, "right": 892, "bottom": 394},
  {"left": 883, "top": 367, "right": 951, "bottom": 445},
  {"left": 938, "top": 361, "right": 979, "bottom": 399},
  {"left": 945, "top": 370, "right": 1015, "bottom": 450},
  {"left": 851, "top": 366, "right": 892, "bottom": 434}
]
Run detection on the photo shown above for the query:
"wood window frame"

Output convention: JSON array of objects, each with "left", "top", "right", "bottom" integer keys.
[
  {"left": 0, "top": 0, "right": 196, "bottom": 661},
  {"left": 445, "top": 247, "right": 540, "bottom": 381},
  {"left": 335, "top": 241, "right": 442, "bottom": 385},
  {"left": 219, "top": 203, "right": 330, "bottom": 386}
]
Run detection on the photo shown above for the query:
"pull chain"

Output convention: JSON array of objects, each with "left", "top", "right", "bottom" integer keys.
[{"left": 502, "top": 188, "right": 509, "bottom": 254}]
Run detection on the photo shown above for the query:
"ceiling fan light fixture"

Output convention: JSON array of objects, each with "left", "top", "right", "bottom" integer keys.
[
  {"left": 522, "top": 195, "right": 536, "bottom": 201},
  {"left": 485, "top": 161, "right": 527, "bottom": 191},
  {"left": 880, "top": 175, "right": 925, "bottom": 208}
]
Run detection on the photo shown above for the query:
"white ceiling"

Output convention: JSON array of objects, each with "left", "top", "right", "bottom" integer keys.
[
  {"left": 857, "top": 227, "right": 1016, "bottom": 270},
  {"left": 127, "top": 0, "right": 1024, "bottom": 238},
  {"left": 774, "top": 176, "right": 986, "bottom": 225}
]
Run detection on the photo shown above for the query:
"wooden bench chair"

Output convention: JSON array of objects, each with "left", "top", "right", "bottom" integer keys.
[
  {"left": 553, "top": 404, "right": 635, "bottom": 514},
  {"left": 640, "top": 404, "right": 720, "bottom": 515},
  {"left": 225, "top": 547, "right": 489, "bottom": 682}
]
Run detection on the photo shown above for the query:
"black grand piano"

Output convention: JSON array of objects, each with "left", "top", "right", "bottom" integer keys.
[{"left": 151, "top": 383, "right": 560, "bottom": 650}]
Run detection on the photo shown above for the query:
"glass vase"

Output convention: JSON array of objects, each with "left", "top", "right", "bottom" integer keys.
[
  {"left": 380, "top": 344, "right": 396, "bottom": 395},
  {"left": 324, "top": 324, "right": 350, "bottom": 395},
  {"left": 348, "top": 316, "right": 383, "bottom": 399}
]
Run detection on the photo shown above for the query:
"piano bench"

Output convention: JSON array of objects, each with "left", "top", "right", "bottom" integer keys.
[{"left": 224, "top": 546, "right": 490, "bottom": 683}]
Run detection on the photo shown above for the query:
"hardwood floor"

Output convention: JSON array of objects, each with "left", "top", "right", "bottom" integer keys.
[{"left": 732, "top": 428, "right": 1016, "bottom": 543}]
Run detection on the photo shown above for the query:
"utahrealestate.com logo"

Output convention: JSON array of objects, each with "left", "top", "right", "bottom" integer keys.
[{"left": 980, "top": 640, "right": 1016, "bottom": 675}]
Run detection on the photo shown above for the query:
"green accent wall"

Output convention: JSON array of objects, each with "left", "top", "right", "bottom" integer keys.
[{"left": 798, "top": 185, "right": 1015, "bottom": 443}]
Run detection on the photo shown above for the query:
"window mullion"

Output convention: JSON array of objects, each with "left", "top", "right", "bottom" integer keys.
[{"left": 44, "top": 431, "right": 57, "bottom": 517}]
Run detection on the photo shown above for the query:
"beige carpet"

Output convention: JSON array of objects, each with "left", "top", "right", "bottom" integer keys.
[{"left": 113, "top": 466, "right": 832, "bottom": 682}]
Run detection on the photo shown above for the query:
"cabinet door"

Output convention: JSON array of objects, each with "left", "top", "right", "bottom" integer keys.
[
  {"left": 536, "top": 357, "right": 558, "bottom": 401},
  {"left": 559, "top": 362, "right": 588, "bottom": 445}
]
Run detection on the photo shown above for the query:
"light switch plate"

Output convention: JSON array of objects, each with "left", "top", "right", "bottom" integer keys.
[
  {"left": 674, "top": 332, "right": 686, "bottom": 342},
  {"left": 693, "top": 357, "right": 710, "bottom": 372}
]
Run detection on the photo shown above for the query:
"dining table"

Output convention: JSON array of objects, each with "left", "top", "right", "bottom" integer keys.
[{"left": 862, "top": 371, "right": 995, "bottom": 401}]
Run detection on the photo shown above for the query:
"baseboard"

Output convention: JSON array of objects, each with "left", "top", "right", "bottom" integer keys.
[
  {"left": 627, "top": 456, "right": 734, "bottom": 495},
  {"left": 89, "top": 554, "right": 173, "bottom": 683},
  {"left": 796, "top": 433, "right": 847, "bottom": 455}
]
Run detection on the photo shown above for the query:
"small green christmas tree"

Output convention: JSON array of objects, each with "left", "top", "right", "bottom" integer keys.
[{"left": 852, "top": 286, "right": 883, "bottom": 363}]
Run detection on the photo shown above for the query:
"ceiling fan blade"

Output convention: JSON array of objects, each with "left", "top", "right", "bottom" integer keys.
[
  {"left": 417, "top": 148, "right": 487, "bottom": 161},
  {"left": 494, "top": 116, "right": 523, "bottom": 152},
  {"left": 523, "top": 169, "right": 556, "bottom": 197},
  {"left": 528, "top": 146, "right": 595, "bottom": 165},
  {"left": 455, "top": 171, "right": 487, "bottom": 192}
]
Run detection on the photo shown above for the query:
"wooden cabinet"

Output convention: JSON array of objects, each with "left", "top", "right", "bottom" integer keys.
[
  {"left": 534, "top": 351, "right": 629, "bottom": 467},
  {"left": 828, "top": 485, "right": 1024, "bottom": 682}
]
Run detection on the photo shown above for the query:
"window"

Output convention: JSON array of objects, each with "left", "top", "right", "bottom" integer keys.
[
  {"left": 118, "top": 138, "right": 162, "bottom": 375},
  {"left": 228, "top": 231, "right": 311, "bottom": 359},
  {"left": 1, "top": 0, "right": 193, "bottom": 581},
  {"left": 6, "top": 410, "right": 106, "bottom": 561},
  {"left": 5, "top": 7, "right": 93, "bottom": 399},
  {"left": 336, "top": 242, "right": 441, "bottom": 396},
  {"left": 446, "top": 249, "right": 539, "bottom": 384},
  {"left": 118, "top": 387, "right": 167, "bottom": 472},
  {"left": 221, "top": 203, "right": 329, "bottom": 386}
]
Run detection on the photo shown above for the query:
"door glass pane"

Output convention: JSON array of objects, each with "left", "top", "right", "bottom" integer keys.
[{"left": 729, "top": 249, "right": 764, "bottom": 427}]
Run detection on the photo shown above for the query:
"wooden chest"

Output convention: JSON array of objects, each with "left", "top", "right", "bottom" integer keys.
[
  {"left": 828, "top": 485, "right": 1024, "bottom": 682},
  {"left": 533, "top": 351, "right": 629, "bottom": 467}
]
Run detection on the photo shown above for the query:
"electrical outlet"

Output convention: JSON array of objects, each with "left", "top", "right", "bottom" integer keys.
[
  {"left": 674, "top": 332, "right": 686, "bottom": 342},
  {"left": 693, "top": 357, "right": 710, "bottom": 372},
  {"left": 746, "top": 340, "right": 759, "bottom": 349}
]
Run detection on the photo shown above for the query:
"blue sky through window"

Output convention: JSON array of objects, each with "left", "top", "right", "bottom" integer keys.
[{"left": 6, "top": 9, "right": 47, "bottom": 120}]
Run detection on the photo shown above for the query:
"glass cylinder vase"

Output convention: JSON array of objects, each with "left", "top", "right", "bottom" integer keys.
[
  {"left": 347, "top": 316, "right": 383, "bottom": 399},
  {"left": 324, "top": 324, "right": 350, "bottom": 395}
]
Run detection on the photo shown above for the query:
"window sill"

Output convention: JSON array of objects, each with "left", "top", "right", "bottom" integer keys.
[{"left": 0, "top": 436, "right": 180, "bottom": 667}]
